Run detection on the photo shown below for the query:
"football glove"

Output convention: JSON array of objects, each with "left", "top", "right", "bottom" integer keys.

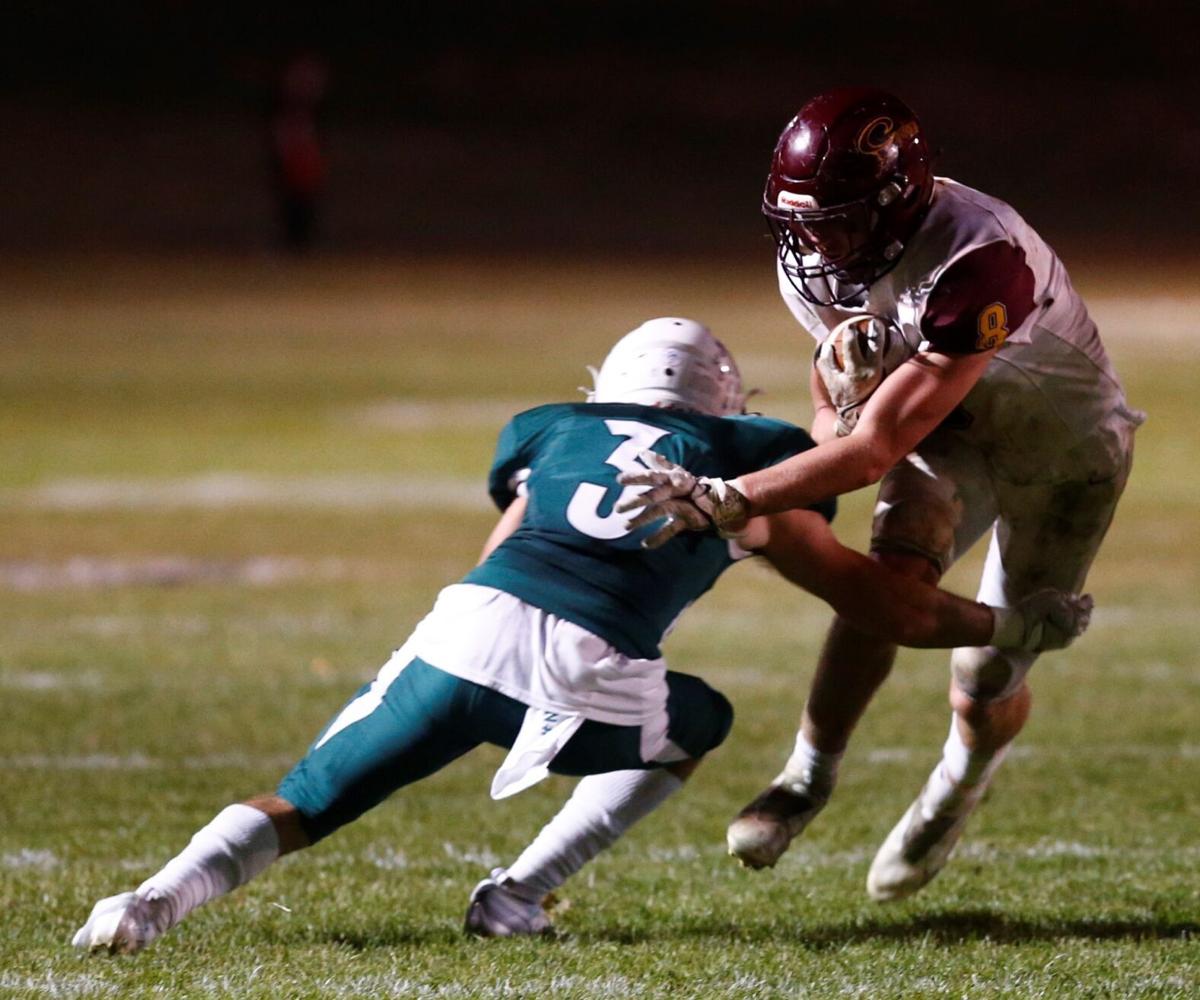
[
  {"left": 616, "top": 451, "right": 750, "bottom": 549},
  {"left": 989, "top": 589, "right": 1094, "bottom": 652}
]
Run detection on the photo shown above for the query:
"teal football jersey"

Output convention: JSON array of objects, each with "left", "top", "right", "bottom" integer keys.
[{"left": 463, "top": 402, "right": 834, "bottom": 658}]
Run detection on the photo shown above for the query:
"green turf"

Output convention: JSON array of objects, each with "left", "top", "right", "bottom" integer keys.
[{"left": 1, "top": 257, "right": 1197, "bottom": 998}]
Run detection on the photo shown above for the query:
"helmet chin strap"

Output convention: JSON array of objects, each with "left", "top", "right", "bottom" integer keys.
[{"left": 580, "top": 365, "right": 601, "bottom": 402}]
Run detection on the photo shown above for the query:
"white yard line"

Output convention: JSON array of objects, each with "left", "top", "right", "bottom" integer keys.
[
  {"left": 0, "top": 555, "right": 347, "bottom": 591},
  {"left": 3, "top": 744, "right": 1195, "bottom": 773},
  {"left": 0, "top": 670, "right": 103, "bottom": 691},
  {"left": 0, "top": 473, "right": 489, "bottom": 512},
  {"left": 0, "top": 752, "right": 295, "bottom": 771},
  {"left": 351, "top": 398, "right": 542, "bottom": 430},
  {"left": 364, "top": 846, "right": 410, "bottom": 871},
  {"left": 865, "top": 744, "right": 1200, "bottom": 764},
  {"left": 1088, "top": 295, "right": 1196, "bottom": 344},
  {"left": 2, "top": 969, "right": 1194, "bottom": 1000},
  {"left": 0, "top": 973, "right": 121, "bottom": 998},
  {"left": 1, "top": 848, "right": 59, "bottom": 870},
  {"left": 440, "top": 842, "right": 502, "bottom": 868}
]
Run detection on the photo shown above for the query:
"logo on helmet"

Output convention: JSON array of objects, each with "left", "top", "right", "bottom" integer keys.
[
  {"left": 856, "top": 116, "right": 895, "bottom": 153},
  {"left": 777, "top": 191, "right": 819, "bottom": 212}
]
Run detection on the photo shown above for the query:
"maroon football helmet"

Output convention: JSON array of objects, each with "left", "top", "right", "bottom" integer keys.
[{"left": 764, "top": 87, "right": 935, "bottom": 306}]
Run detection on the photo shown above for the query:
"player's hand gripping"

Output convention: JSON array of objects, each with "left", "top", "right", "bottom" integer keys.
[
  {"left": 616, "top": 451, "right": 750, "bottom": 549},
  {"left": 815, "top": 315, "right": 905, "bottom": 436},
  {"left": 989, "top": 589, "right": 1095, "bottom": 652}
]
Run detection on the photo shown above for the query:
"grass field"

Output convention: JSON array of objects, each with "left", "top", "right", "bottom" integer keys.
[{"left": 2, "top": 255, "right": 1198, "bottom": 998}]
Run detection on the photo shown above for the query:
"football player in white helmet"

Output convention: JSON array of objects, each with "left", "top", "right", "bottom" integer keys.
[
  {"left": 586, "top": 316, "right": 747, "bottom": 416},
  {"left": 619, "top": 89, "right": 1143, "bottom": 900},
  {"left": 73, "top": 318, "right": 1091, "bottom": 953}
]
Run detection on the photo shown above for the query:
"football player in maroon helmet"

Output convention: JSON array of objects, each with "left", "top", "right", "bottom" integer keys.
[
  {"left": 620, "top": 87, "right": 1143, "bottom": 901},
  {"left": 763, "top": 87, "right": 935, "bottom": 306}
]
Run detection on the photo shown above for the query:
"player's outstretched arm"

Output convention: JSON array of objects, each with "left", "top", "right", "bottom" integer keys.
[
  {"left": 753, "top": 509, "right": 1091, "bottom": 652},
  {"left": 616, "top": 350, "right": 994, "bottom": 544},
  {"left": 744, "top": 348, "right": 995, "bottom": 518}
]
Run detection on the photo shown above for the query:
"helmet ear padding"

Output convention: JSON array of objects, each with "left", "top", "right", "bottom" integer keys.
[
  {"left": 588, "top": 318, "right": 746, "bottom": 417},
  {"left": 877, "top": 180, "right": 903, "bottom": 206}
]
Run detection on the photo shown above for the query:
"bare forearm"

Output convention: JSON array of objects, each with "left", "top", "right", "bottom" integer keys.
[
  {"left": 810, "top": 404, "right": 840, "bottom": 444},
  {"left": 761, "top": 518, "right": 997, "bottom": 651},
  {"left": 894, "top": 585, "right": 997, "bottom": 649},
  {"left": 742, "top": 348, "right": 995, "bottom": 518},
  {"left": 738, "top": 433, "right": 891, "bottom": 517}
]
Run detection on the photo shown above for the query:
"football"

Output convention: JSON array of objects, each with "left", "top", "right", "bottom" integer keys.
[{"left": 817, "top": 314, "right": 915, "bottom": 433}]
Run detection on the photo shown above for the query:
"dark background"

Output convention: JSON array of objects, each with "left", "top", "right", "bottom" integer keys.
[{"left": 3, "top": 1, "right": 1196, "bottom": 259}]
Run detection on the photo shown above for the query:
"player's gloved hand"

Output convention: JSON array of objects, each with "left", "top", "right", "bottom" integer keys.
[
  {"left": 616, "top": 451, "right": 750, "bottom": 549},
  {"left": 815, "top": 315, "right": 906, "bottom": 436},
  {"left": 989, "top": 589, "right": 1095, "bottom": 652}
]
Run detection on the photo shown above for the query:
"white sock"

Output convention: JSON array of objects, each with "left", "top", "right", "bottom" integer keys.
[
  {"left": 136, "top": 803, "right": 280, "bottom": 933},
  {"left": 776, "top": 730, "right": 841, "bottom": 803},
  {"left": 923, "top": 717, "right": 1010, "bottom": 816},
  {"left": 505, "top": 768, "right": 684, "bottom": 897}
]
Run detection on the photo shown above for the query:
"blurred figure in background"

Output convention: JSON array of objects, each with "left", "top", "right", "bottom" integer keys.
[{"left": 269, "top": 52, "right": 328, "bottom": 252}]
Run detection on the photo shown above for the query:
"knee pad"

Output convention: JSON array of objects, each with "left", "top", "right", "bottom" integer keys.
[
  {"left": 704, "top": 688, "right": 735, "bottom": 753},
  {"left": 665, "top": 674, "right": 734, "bottom": 758},
  {"left": 871, "top": 495, "right": 960, "bottom": 574},
  {"left": 950, "top": 645, "right": 1031, "bottom": 703}
]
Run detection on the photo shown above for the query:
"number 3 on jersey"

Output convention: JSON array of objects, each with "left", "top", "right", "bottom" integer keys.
[{"left": 566, "top": 420, "right": 669, "bottom": 540}]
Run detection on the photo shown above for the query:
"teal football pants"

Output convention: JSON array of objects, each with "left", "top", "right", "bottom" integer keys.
[{"left": 277, "top": 657, "right": 732, "bottom": 842}]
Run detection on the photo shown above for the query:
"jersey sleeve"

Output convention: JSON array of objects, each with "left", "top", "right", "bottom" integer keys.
[
  {"left": 732, "top": 417, "right": 837, "bottom": 524},
  {"left": 920, "top": 241, "right": 1037, "bottom": 354},
  {"left": 485, "top": 406, "right": 556, "bottom": 511}
]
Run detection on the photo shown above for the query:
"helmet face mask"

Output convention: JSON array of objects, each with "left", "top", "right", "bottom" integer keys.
[
  {"left": 768, "top": 199, "right": 887, "bottom": 278},
  {"left": 589, "top": 317, "right": 746, "bottom": 417},
  {"left": 764, "top": 88, "right": 934, "bottom": 306}
]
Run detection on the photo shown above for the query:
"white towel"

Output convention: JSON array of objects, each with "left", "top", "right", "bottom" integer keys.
[{"left": 490, "top": 707, "right": 585, "bottom": 800}]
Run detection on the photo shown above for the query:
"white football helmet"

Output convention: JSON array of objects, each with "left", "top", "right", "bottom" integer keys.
[{"left": 588, "top": 317, "right": 746, "bottom": 417}]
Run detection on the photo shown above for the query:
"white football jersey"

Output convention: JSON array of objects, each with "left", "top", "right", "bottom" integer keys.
[{"left": 779, "top": 177, "right": 1141, "bottom": 485}]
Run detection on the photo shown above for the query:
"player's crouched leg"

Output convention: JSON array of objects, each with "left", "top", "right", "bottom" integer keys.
[
  {"left": 542, "top": 671, "right": 733, "bottom": 778},
  {"left": 278, "top": 657, "right": 500, "bottom": 844},
  {"left": 660, "top": 671, "right": 735, "bottom": 764},
  {"left": 468, "top": 674, "right": 732, "bottom": 938},
  {"left": 866, "top": 647, "right": 1033, "bottom": 902}
]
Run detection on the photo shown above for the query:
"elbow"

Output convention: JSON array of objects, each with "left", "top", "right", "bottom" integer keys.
[
  {"left": 844, "top": 422, "right": 904, "bottom": 487},
  {"left": 857, "top": 437, "right": 899, "bottom": 487}
]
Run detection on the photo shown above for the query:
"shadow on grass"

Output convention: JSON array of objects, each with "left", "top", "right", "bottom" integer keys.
[
  {"left": 279, "top": 909, "right": 1198, "bottom": 951},
  {"left": 262, "top": 921, "right": 571, "bottom": 951},
  {"left": 584, "top": 909, "right": 1200, "bottom": 949}
]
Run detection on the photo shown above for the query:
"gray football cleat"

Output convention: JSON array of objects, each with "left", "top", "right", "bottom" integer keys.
[
  {"left": 867, "top": 776, "right": 987, "bottom": 902},
  {"left": 726, "top": 784, "right": 828, "bottom": 869},
  {"left": 71, "top": 891, "right": 163, "bottom": 954},
  {"left": 464, "top": 869, "right": 553, "bottom": 938}
]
